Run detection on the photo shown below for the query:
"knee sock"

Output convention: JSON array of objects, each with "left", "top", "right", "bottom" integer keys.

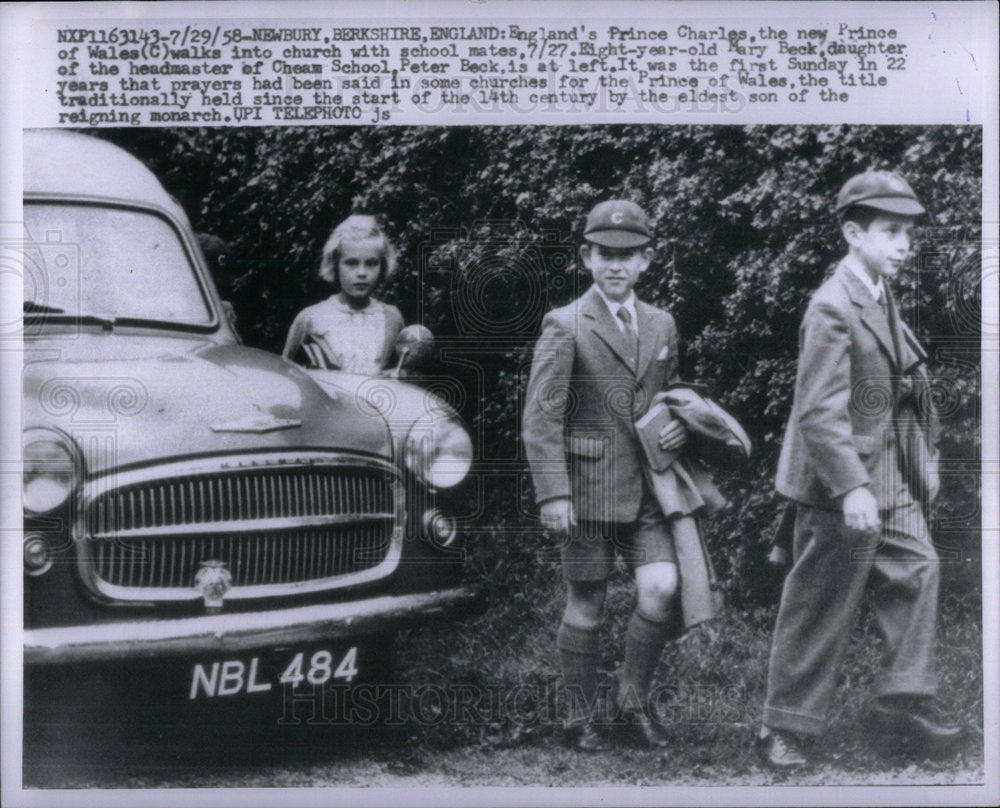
[
  {"left": 620, "top": 608, "right": 672, "bottom": 712},
  {"left": 557, "top": 621, "right": 600, "bottom": 725}
]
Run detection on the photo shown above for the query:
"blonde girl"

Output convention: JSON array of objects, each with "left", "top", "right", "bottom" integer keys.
[{"left": 283, "top": 215, "right": 404, "bottom": 374}]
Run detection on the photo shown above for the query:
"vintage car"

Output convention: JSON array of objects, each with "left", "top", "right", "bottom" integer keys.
[{"left": 21, "top": 129, "right": 479, "bottom": 721}]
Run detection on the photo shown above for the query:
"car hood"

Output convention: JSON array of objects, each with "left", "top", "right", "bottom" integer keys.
[
  {"left": 23, "top": 334, "right": 391, "bottom": 475},
  {"left": 304, "top": 370, "right": 463, "bottom": 439}
]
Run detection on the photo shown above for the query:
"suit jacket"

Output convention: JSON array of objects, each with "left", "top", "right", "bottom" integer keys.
[
  {"left": 523, "top": 285, "right": 680, "bottom": 523},
  {"left": 775, "top": 259, "right": 937, "bottom": 510}
]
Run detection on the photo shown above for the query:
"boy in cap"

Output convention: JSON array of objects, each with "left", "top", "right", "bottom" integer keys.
[
  {"left": 523, "top": 200, "right": 688, "bottom": 751},
  {"left": 756, "top": 171, "right": 961, "bottom": 769}
]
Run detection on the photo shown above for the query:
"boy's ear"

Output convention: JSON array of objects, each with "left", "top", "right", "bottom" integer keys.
[
  {"left": 634, "top": 246, "right": 654, "bottom": 275},
  {"left": 842, "top": 219, "right": 862, "bottom": 246}
]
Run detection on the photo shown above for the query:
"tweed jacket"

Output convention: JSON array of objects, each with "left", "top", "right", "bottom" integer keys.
[
  {"left": 775, "top": 259, "right": 938, "bottom": 510},
  {"left": 523, "top": 285, "right": 680, "bottom": 523}
]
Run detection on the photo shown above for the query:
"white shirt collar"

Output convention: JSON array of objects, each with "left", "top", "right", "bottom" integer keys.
[
  {"left": 843, "top": 254, "right": 885, "bottom": 304},
  {"left": 329, "top": 295, "right": 382, "bottom": 315},
  {"left": 593, "top": 285, "right": 638, "bottom": 330}
]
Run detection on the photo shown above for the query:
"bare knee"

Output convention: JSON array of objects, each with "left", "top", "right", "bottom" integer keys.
[
  {"left": 635, "top": 562, "right": 678, "bottom": 619},
  {"left": 564, "top": 580, "right": 607, "bottom": 628}
]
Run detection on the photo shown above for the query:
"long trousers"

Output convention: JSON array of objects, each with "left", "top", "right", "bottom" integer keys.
[{"left": 762, "top": 498, "right": 939, "bottom": 736}]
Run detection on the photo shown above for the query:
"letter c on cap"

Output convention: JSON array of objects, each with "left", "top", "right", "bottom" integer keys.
[{"left": 611, "top": 211, "right": 624, "bottom": 224}]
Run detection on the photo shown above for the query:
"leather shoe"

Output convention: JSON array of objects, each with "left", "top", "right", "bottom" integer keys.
[
  {"left": 620, "top": 708, "right": 670, "bottom": 749},
  {"left": 754, "top": 729, "right": 808, "bottom": 770},
  {"left": 565, "top": 723, "right": 608, "bottom": 752},
  {"left": 871, "top": 696, "right": 962, "bottom": 753}
]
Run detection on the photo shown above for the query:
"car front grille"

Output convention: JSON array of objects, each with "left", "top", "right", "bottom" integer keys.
[{"left": 76, "top": 453, "right": 402, "bottom": 603}]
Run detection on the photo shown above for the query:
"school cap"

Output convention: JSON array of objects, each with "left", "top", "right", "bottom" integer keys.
[
  {"left": 835, "top": 171, "right": 925, "bottom": 216},
  {"left": 583, "top": 200, "right": 652, "bottom": 248}
]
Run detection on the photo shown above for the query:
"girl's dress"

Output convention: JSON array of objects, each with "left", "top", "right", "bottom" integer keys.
[{"left": 283, "top": 295, "right": 404, "bottom": 375}]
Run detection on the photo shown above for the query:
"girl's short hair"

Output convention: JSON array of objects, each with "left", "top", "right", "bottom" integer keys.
[{"left": 318, "top": 214, "right": 398, "bottom": 288}]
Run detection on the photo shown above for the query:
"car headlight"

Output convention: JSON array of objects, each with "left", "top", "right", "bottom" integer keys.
[
  {"left": 23, "top": 428, "right": 80, "bottom": 514},
  {"left": 403, "top": 413, "right": 473, "bottom": 489}
]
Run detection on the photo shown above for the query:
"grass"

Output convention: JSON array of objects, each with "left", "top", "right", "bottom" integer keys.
[{"left": 392, "top": 526, "right": 985, "bottom": 781}]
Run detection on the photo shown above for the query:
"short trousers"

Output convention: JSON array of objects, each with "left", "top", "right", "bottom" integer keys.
[{"left": 558, "top": 485, "right": 677, "bottom": 581}]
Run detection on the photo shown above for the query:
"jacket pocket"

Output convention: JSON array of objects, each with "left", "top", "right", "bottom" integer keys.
[
  {"left": 566, "top": 435, "right": 607, "bottom": 459},
  {"left": 852, "top": 434, "right": 877, "bottom": 456}
]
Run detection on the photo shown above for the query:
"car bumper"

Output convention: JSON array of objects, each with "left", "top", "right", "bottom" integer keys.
[{"left": 24, "top": 585, "right": 482, "bottom": 665}]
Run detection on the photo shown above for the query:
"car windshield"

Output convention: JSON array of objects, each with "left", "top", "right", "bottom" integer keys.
[{"left": 23, "top": 202, "right": 213, "bottom": 326}]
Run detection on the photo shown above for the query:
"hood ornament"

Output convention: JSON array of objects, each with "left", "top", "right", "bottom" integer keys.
[
  {"left": 210, "top": 415, "right": 301, "bottom": 433},
  {"left": 194, "top": 559, "right": 232, "bottom": 611}
]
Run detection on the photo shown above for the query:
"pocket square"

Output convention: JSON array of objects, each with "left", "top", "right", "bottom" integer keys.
[{"left": 657, "top": 346, "right": 669, "bottom": 360}]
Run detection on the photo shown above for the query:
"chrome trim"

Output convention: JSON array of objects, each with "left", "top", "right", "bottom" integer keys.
[
  {"left": 25, "top": 586, "right": 481, "bottom": 665},
  {"left": 88, "top": 513, "right": 394, "bottom": 539},
  {"left": 74, "top": 452, "right": 404, "bottom": 604},
  {"left": 22, "top": 426, "right": 83, "bottom": 516},
  {"left": 24, "top": 536, "right": 55, "bottom": 577},
  {"left": 209, "top": 417, "right": 301, "bottom": 433}
]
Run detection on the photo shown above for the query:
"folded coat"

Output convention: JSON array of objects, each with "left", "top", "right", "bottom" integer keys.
[{"left": 640, "top": 386, "right": 752, "bottom": 634}]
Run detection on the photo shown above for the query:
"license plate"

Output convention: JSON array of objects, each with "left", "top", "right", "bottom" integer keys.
[{"left": 188, "top": 645, "right": 360, "bottom": 700}]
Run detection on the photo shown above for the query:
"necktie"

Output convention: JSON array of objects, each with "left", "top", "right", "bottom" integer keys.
[{"left": 616, "top": 306, "right": 638, "bottom": 369}]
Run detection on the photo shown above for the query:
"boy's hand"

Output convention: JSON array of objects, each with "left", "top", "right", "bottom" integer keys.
[
  {"left": 843, "top": 486, "right": 880, "bottom": 532},
  {"left": 658, "top": 420, "right": 688, "bottom": 451},
  {"left": 540, "top": 497, "right": 576, "bottom": 534}
]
